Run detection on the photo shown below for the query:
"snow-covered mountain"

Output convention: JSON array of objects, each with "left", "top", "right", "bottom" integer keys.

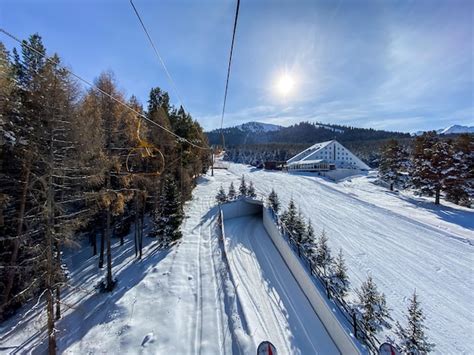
[
  {"left": 235, "top": 121, "right": 283, "bottom": 133},
  {"left": 437, "top": 124, "right": 474, "bottom": 135},
  {"left": 413, "top": 124, "right": 474, "bottom": 136}
]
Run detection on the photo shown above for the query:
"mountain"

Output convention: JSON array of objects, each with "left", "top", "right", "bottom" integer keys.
[
  {"left": 438, "top": 124, "right": 474, "bottom": 135},
  {"left": 236, "top": 121, "right": 283, "bottom": 133},
  {"left": 206, "top": 121, "right": 410, "bottom": 147},
  {"left": 412, "top": 124, "right": 474, "bottom": 136}
]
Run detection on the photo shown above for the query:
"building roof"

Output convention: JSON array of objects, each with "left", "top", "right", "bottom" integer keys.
[
  {"left": 287, "top": 159, "right": 331, "bottom": 166},
  {"left": 286, "top": 140, "right": 334, "bottom": 164}
]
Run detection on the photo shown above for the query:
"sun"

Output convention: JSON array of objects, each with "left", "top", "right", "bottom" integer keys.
[{"left": 275, "top": 73, "right": 295, "bottom": 97}]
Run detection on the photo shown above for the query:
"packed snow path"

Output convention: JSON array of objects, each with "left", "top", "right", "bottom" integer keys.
[{"left": 224, "top": 216, "right": 340, "bottom": 354}]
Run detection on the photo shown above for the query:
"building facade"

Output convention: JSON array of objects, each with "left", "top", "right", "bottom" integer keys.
[{"left": 286, "top": 140, "right": 370, "bottom": 172}]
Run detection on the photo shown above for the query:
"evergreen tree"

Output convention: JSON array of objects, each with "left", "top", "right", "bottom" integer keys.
[
  {"left": 281, "top": 198, "right": 297, "bottom": 235},
  {"left": 354, "top": 275, "right": 392, "bottom": 337},
  {"left": 301, "top": 219, "right": 317, "bottom": 259},
  {"left": 379, "top": 139, "right": 407, "bottom": 191},
  {"left": 293, "top": 210, "right": 306, "bottom": 244},
  {"left": 395, "top": 290, "right": 435, "bottom": 354},
  {"left": 154, "top": 176, "right": 184, "bottom": 243},
  {"left": 267, "top": 188, "right": 280, "bottom": 214},
  {"left": 247, "top": 181, "right": 257, "bottom": 198},
  {"left": 329, "top": 249, "right": 350, "bottom": 298},
  {"left": 239, "top": 175, "right": 247, "bottom": 196},
  {"left": 215, "top": 185, "right": 228, "bottom": 204},
  {"left": 315, "top": 230, "right": 332, "bottom": 275},
  {"left": 444, "top": 134, "right": 473, "bottom": 206},
  {"left": 228, "top": 182, "right": 237, "bottom": 200},
  {"left": 411, "top": 133, "right": 459, "bottom": 205}
]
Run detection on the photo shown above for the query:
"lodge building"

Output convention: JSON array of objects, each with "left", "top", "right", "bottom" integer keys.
[{"left": 286, "top": 140, "right": 370, "bottom": 173}]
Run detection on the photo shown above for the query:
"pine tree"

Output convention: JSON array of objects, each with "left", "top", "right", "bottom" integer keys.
[
  {"left": 315, "top": 230, "right": 332, "bottom": 275},
  {"left": 411, "top": 133, "right": 457, "bottom": 205},
  {"left": 395, "top": 291, "right": 435, "bottom": 354},
  {"left": 354, "top": 275, "right": 391, "bottom": 337},
  {"left": 329, "top": 249, "right": 350, "bottom": 298},
  {"left": 239, "top": 175, "right": 247, "bottom": 196},
  {"left": 379, "top": 139, "right": 407, "bottom": 191},
  {"left": 301, "top": 219, "right": 317, "bottom": 260},
  {"left": 293, "top": 210, "right": 306, "bottom": 244},
  {"left": 228, "top": 182, "right": 236, "bottom": 200},
  {"left": 215, "top": 185, "right": 228, "bottom": 204},
  {"left": 267, "top": 188, "right": 280, "bottom": 214},
  {"left": 247, "top": 181, "right": 257, "bottom": 198},
  {"left": 444, "top": 134, "right": 473, "bottom": 206},
  {"left": 281, "top": 198, "right": 297, "bottom": 235},
  {"left": 154, "top": 176, "right": 184, "bottom": 243}
]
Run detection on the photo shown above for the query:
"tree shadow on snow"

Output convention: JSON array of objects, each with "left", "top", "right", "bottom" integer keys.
[
  {"left": 394, "top": 192, "right": 474, "bottom": 231},
  {"left": 2, "top": 232, "right": 171, "bottom": 354}
]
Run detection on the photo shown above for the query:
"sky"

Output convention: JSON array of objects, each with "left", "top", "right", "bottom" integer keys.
[{"left": 1, "top": 0, "right": 473, "bottom": 133}]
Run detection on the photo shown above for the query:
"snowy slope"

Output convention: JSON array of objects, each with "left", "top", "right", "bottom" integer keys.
[
  {"left": 439, "top": 124, "right": 474, "bottom": 134},
  {"left": 226, "top": 164, "right": 473, "bottom": 355},
  {"left": 0, "top": 173, "right": 238, "bottom": 354},
  {"left": 236, "top": 121, "right": 283, "bottom": 133},
  {"left": 224, "top": 216, "right": 339, "bottom": 354},
  {"left": 1, "top": 164, "right": 472, "bottom": 354}
]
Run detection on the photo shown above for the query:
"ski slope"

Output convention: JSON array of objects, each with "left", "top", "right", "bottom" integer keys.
[
  {"left": 1, "top": 164, "right": 472, "bottom": 354},
  {"left": 224, "top": 215, "right": 339, "bottom": 354},
  {"left": 226, "top": 163, "right": 474, "bottom": 354}
]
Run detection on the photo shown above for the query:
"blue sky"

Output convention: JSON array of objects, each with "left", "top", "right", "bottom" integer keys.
[{"left": 1, "top": 0, "right": 472, "bottom": 132}]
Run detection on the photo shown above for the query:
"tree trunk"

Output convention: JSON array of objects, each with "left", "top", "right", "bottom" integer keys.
[
  {"left": 55, "top": 240, "right": 61, "bottom": 320},
  {"left": 92, "top": 232, "right": 97, "bottom": 256},
  {"left": 98, "top": 224, "right": 104, "bottom": 268},
  {"left": 435, "top": 188, "right": 441, "bottom": 205},
  {"left": 134, "top": 194, "right": 139, "bottom": 257},
  {"left": 46, "top": 171, "right": 57, "bottom": 355},
  {"left": 46, "top": 289, "right": 56, "bottom": 355},
  {"left": 106, "top": 205, "right": 113, "bottom": 290},
  {"left": 139, "top": 209, "right": 144, "bottom": 260},
  {"left": 0, "top": 162, "right": 30, "bottom": 319},
  {"left": 390, "top": 183, "right": 394, "bottom": 191}
]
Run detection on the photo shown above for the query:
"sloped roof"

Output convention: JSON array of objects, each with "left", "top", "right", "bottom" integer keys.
[
  {"left": 287, "top": 159, "right": 330, "bottom": 166},
  {"left": 287, "top": 140, "right": 334, "bottom": 164}
]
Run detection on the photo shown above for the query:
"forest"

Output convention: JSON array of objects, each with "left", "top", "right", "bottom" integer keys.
[{"left": 0, "top": 32, "right": 210, "bottom": 346}]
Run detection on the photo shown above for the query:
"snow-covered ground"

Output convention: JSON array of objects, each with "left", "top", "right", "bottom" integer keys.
[
  {"left": 0, "top": 172, "right": 237, "bottom": 354},
  {"left": 226, "top": 164, "right": 473, "bottom": 355},
  {"left": 1, "top": 163, "right": 472, "bottom": 354},
  {"left": 224, "top": 215, "right": 339, "bottom": 354}
]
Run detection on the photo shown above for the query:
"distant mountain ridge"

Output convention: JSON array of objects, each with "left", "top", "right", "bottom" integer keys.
[
  {"left": 206, "top": 121, "right": 410, "bottom": 146},
  {"left": 413, "top": 124, "right": 474, "bottom": 136},
  {"left": 235, "top": 121, "right": 283, "bottom": 133}
]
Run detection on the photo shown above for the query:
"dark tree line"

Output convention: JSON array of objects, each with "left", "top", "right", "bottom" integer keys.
[
  {"left": 0, "top": 34, "right": 210, "bottom": 353},
  {"left": 379, "top": 133, "right": 473, "bottom": 206},
  {"left": 207, "top": 121, "right": 410, "bottom": 147}
]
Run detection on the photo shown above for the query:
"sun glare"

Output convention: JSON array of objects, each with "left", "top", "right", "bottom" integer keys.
[{"left": 275, "top": 73, "right": 295, "bottom": 97}]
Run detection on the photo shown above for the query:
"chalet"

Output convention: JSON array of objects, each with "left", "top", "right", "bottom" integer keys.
[{"left": 286, "top": 140, "right": 370, "bottom": 173}]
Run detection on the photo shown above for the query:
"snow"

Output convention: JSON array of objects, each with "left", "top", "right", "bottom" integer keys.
[
  {"left": 226, "top": 164, "right": 473, "bottom": 354},
  {"left": 438, "top": 124, "right": 474, "bottom": 135},
  {"left": 235, "top": 121, "right": 283, "bottom": 133},
  {"left": 413, "top": 124, "right": 474, "bottom": 136},
  {"left": 224, "top": 215, "right": 339, "bottom": 354},
  {"left": 1, "top": 163, "right": 472, "bottom": 354}
]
